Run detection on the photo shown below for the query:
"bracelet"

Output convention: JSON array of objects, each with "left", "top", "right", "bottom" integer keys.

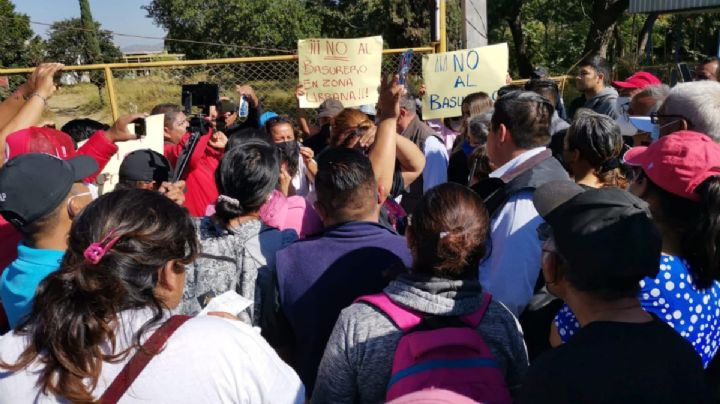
[{"left": 28, "top": 92, "right": 48, "bottom": 106}]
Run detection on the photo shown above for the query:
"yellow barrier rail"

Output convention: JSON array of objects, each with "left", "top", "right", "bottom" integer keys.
[{"left": 0, "top": 47, "right": 436, "bottom": 122}]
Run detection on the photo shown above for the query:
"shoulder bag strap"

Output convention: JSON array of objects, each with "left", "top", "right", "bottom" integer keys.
[
  {"left": 100, "top": 315, "right": 192, "bottom": 404},
  {"left": 355, "top": 293, "right": 423, "bottom": 332}
]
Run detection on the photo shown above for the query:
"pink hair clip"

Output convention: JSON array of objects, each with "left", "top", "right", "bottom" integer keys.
[{"left": 84, "top": 229, "right": 121, "bottom": 264}]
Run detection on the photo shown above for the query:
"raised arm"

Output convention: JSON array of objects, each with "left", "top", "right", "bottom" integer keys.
[
  {"left": 368, "top": 75, "right": 402, "bottom": 202},
  {"left": 395, "top": 134, "right": 425, "bottom": 187},
  {"left": 0, "top": 63, "right": 64, "bottom": 166}
]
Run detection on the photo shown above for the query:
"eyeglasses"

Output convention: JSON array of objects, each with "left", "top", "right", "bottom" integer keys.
[{"left": 649, "top": 112, "right": 690, "bottom": 125}]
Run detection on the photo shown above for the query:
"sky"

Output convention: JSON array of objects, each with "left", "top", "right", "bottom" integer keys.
[{"left": 11, "top": 0, "right": 166, "bottom": 50}]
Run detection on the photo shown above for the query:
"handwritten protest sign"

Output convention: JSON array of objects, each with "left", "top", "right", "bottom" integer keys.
[
  {"left": 79, "top": 114, "right": 165, "bottom": 194},
  {"left": 298, "top": 36, "right": 383, "bottom": 108},
  {"left": 421, "top": 43, "right": 508, "bottom": 120}
]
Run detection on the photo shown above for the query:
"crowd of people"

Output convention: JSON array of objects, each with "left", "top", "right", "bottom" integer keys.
[{"left": 0, "top": 54, "right": 718, "bottom": 403}]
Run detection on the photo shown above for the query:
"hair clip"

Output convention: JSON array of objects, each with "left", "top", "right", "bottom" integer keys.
[
  {"left": 217, "top": 194, "right": 241, "bottom": 207},
  {"left": 84, "top": 229, "right": 121, "bottom": 265},
  {"left": 439, "top": 231, "right": 449, "bottom": 239}
]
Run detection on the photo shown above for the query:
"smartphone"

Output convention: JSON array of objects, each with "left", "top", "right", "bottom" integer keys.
[
  {"left": 398, "top": 49, "right": 414, "bottom": 86},
  {"left": 677, "top": 63, "right": 693, "bottom": 82},
  {"left": 132, "top": 117, "right": 146, "bottom": 138}
]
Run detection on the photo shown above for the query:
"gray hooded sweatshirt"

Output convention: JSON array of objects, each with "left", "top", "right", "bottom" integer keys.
[
  {"left": 569, "top": 86, "right": 620, "bottom": 120},
  {"left": 312, "top": 274, "right": 529, "bottom": 404}
]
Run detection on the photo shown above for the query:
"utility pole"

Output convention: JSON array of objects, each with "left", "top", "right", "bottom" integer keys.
[{"left": 462, "top": 0, "right": 488, "bottom": 48}]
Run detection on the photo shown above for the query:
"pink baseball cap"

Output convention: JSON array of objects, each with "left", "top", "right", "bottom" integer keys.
[
  {"left": 612, "top": 71, "right": 662, "bottom": 89},
  {"left": 623, "top": 130, "right": 720, "bottom": 201},
  {"left": 4, "top": 127, "right": 76, "bottom": 161}
]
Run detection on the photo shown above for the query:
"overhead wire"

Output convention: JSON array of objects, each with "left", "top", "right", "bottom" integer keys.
[{"left": 0, "top": 14, "right": 295, "bottom": 54}]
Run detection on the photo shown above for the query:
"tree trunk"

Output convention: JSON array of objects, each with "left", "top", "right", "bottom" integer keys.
[
  {"left": 636, "top": 12, "right": 659, "bottom": 55},
  {"left": 506, "top": 0, "right": 533, "bottom": 77},
  {"left": 583, "top": 0, "right": 630, "bottom": 58}
]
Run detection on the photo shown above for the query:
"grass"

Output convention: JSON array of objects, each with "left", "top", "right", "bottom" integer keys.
[{"left": 44, "top": 74, "right": 302, "bottom": 127}]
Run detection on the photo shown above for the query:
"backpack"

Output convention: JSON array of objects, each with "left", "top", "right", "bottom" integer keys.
[{"left": 355, "top": 292, "right": 512, "bottom": 403}]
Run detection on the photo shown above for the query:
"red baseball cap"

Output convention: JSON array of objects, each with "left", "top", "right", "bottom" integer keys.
[
  {"left": 612, "top": 71, "right": 662, "bottom": 89},
  {"left": 4, "top": 127, "right": 76, "bottom": 162},
  {"left": 623, "top": 130, "right": 720, "bottom": 201}
]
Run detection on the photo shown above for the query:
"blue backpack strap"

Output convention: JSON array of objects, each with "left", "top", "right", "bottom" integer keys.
[{"left": 355, "top": 293, "right": 423, "bottom": 332}]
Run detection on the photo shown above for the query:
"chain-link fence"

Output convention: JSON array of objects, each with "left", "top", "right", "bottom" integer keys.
[{"left": 0, "top": 48, "right": 434, "bottom": 128}]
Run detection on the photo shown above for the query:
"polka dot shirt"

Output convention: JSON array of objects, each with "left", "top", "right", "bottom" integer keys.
[{"left": 555, "top": 255, "right": 720, "bottom": 368}]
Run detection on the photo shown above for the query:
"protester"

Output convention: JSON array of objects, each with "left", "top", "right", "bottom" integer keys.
[
  {"left": 476, "top": 91, "right": 569, "bottom": 316},
  {"left": 265, "top": 115, "right": 317, "bottom": 198},
  {"left": 651, "top": 80, "right": 720, "bottom": 142},
  {"left": 610, "top": 71, "right": 663, "bottom": 141},
  {"left": 695, "top": 56, "right": 720, "bottom": 81},
  {"left": 448, "top": 111, "right": 493, "bottom": 185},
  {"left": 468, "top": 143, "right": 495, "bottom": 187},
  {"left": 553, "top": 131, "right": 720, "bottom": 369},
  {"left": 60, "top": 118, "right": 110, "bottom": 147},
  {"left": 276, "top": 147, "right": 412, "bottom": 393},
  {"left": 0, "top": 153, "right": 96, "bottom": 328},
  {"left": 151, "top": 103, "right": 227, "bottom": 216},
  {"left": 178, "top": 138, "right": 297, "bottom": 340},
  {"left": 313, "top": 183, "right": 528, "bottom": 403},
  {"left": 116, "top": 149, "right": 185, "bottom": 206},
  {"left": 0, "top": 189, "right": 304, "bottom": 402},
  {"left": 0, "top": 63, "right": 65, "bottom": 167},
  {"left": 567, "top": 56, "right": 619, "bottom": 120},
  {"left": 519, "top": 181, "right": 708, "bottom": 403},
  {"left": 626, "top": 84, "right": 670, "bottom": 145},
  {"left": 524, "top": 79, "right": 569, "bottom": 138},
  {"left": 397, "top": 93, "right": 449, "bottom": 212},
  {"left": 296, "top": 89, "right": 343, "bottom": 155},
  {"left": 562, "top": 110, "right": 628, "bottom": 189}
]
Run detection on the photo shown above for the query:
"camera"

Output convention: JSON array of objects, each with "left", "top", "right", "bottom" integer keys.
[
  {"left": 173, "top": 82, "right": 219, "bottom": 182},
  {"left": 131, "top": 117, "right": 146, "bottom": 138}
]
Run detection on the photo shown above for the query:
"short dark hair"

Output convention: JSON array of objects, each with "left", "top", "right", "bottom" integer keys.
[
  {"left": 701, "top": 56, "right": 720, "bottom": 79},
  {"left": 579, "top": 55, "right": 611, "bottom": 85},
  {"left": 491, "top": 91, "right": 553, "bottom": 149},
  {"left": 214, "top": 138, "right": 279, "bottom": 221},
  {"left": 315, "top": 148, "right": 377, "bottom": 222},
  {"left": 60, "top": 119, "right": 110, "bottom": 147},
  {"left": 496, "top": 84, "right": 523, "bottom": 99},
  {"left": 409, "top": 183, "right": 490, "bottom": 280},
  {"left": 264, "top": 115, "right": 295, "bottom": 138},
  {"left": 225, "top": 127, "right": 272, "bottom": 150},
  {"left": 524, "top": 79, "right": 560, "bottom": 106},
  {"left": 566, "top": 111, "right": 628, "bottom": 188},
  {"left": 151, "top": 103, "right": 183, "bottom": 128}
]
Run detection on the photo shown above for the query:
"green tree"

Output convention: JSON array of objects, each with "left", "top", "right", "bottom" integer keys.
[
  {"left": 78, "top": 0, "right": 102, "bottom": 64},
  {"left": 144, "top": 0, "right": 323, "bottom": 59},
  {"left": 45, "top": 18, "right": 121, "bottom": 102},
  {"left": 0, "top": 0, "right": 41, "bottom": 68}
]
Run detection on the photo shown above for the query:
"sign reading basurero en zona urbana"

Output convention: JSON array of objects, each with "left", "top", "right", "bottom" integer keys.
[
  {"left": 298, "top": 36, "right": 383, "bottom": 108},
  {"left": 421, "top": 43, "right": 509, "bottom": 120}
]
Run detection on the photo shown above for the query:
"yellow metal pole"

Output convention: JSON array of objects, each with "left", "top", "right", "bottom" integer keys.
[
  {"left": 439, "top": 0, "right": 447, "bottom": 53},
  {"left": 104, "top": 66, "right": 119, "bottom": 121}
]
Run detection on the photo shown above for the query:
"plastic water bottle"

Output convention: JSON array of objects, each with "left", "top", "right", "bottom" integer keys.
[{"left": 238, "top": 96, "right": 249, "bottom": 120}]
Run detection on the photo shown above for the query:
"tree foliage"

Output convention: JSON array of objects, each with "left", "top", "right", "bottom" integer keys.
[
  {"left": 0, "top": 0, "right": 43, "bottom": 68},
  {"left": 143, "top": 0, "right": 323, "bottom": 59},
  {"left": 45, "top": 18, "right": 121, "bottom": 65}
]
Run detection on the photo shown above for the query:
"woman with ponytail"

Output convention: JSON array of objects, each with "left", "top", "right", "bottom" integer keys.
[
  {"left": 178, "top": 138, "right": 297, "bottom": 344},
  {"left": 562, "top": 109, "right": 629, "bottom": 189},
  {"left": 0, "top": 189, "right": 303, "bottom": 403},
  {"left": 553, "top": 131, "right": 720, "bottom": 371},
  {"left": 313, "top": 183, "right": 528, "bottom": 403}
]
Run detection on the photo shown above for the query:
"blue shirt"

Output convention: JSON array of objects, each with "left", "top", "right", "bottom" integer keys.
[
  {"left": 0, "top": 243, "right": 64, "bottom": 328},
  {"left": 555, "top": 255, "right": 720, "bottom": 367}
]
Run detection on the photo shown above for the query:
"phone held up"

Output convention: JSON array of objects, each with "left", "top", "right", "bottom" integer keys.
[{"left": 131, "top": 117, "right": 146, "bottom": 139}]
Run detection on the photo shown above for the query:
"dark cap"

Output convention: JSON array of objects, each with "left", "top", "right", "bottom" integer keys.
[
  {"left": 533, "top": 181, "right": 661, "bottom": 289},
  {"left": 0, "top": 153, "right": 98, "bottom": 228},
  {"left": 119, "top": 149, "right": 172, "bottom": 183},
  {"left": 317, "top": 99, "right": 344, "bottom": 118},
  {"left": 219, "top": 100, "right": 238, "bottom": 114}
]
